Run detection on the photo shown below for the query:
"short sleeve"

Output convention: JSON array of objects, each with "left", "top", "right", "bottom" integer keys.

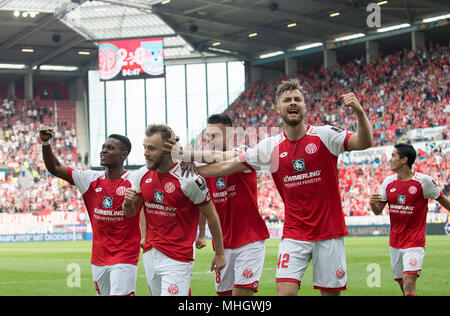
[
  {"left": 314, "top": 125, "right": 353, "bottom": 156},
  {"left": 183, "top": 175, "right": 211, "bottom": 206},
  {"left": 241, "top": 135, "right": 281, "bottom": 173},
  {"left": 422, "top": 176, "right": 443, "bottom": 200},
  {"left": 71, "top": 169, "right": 103, "bottom": 195},
  {"left": 378, "top": 175, "right": 397, "bottom": 203},
  {"left": 378, "top": 177, "right": 390, "bottom": 202},
  {"left": 129, "top": 166, "right": 149, "bottom": 192}
]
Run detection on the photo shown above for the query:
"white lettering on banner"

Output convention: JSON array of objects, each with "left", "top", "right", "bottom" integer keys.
[{"left": 0, "top": 212, "right": 82, "bottom": 234}]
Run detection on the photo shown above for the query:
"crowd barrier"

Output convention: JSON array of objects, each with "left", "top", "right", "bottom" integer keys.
[{"left": 0, "top": 212, "right": 448, "bottom": 242}]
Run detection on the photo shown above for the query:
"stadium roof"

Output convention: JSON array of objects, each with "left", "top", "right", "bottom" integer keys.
[{"left": 0, "top": 0, "right": 449, "bottom": 83}]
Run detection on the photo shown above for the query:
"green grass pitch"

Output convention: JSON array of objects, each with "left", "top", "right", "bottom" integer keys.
[{"left": 0, "top": 236, "right": 449, "bottom": 296}]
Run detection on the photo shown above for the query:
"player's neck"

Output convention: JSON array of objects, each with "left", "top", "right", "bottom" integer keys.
[
  {"left": 396, "top": 168, "right": 414, "bottom": 181},
  {"left": 105, "top": 166, "right": 125, "bottom": 180},
  {"left": 157, "top": 158, "right": 175, "bottom": 174},
  {"left": 284, "top": 122, "right": 306, "bottom": 141}
]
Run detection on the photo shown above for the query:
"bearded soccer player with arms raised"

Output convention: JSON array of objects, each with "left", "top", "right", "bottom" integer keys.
[{"left": 197, "top": 78, "right": 373, "bottom": 296}]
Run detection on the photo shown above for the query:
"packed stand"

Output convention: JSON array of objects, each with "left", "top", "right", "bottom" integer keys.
[
  {"left": 226, "top": 42, "right": 449, "bottom": 147},
  {"left": 0, "top": 97, "right": 84, "bottom": 214},
  {"left": 225, "top": 43, "right": 449, "bottom": 221}
]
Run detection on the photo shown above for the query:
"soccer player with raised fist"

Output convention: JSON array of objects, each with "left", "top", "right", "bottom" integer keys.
[{"left": 40, "top": 128, "right": 141, "bottom": 296}]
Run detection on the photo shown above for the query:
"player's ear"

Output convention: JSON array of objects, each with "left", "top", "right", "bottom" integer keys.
[{"left": 400, "top": 155, "right": 408, "bottom": 166}]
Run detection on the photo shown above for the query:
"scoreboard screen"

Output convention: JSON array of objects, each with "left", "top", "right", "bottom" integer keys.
[{"left": 98, "top": 37, "right": 164, "bottom": 81}]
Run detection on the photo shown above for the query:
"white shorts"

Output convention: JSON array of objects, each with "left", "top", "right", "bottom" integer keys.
[
  {"left": 92, "top": 264, "right": 137, "bottom": 296},
  {"left": 215, "top": 240, "right": 266, "bottom": 295},
  {"left": 142, "top": 248, "right": 194, "bottom": 296},
  {"left": 390, "top": 247, "right": 425, "bottom": 280},
  {"left": 275, "top": 238, "right": 347, "bottom": 291}
]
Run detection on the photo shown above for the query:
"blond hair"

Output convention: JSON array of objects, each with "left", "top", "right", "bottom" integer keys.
[
  {"left": 276, "top": 78, "right": 304, "bottom": 102},
  {"left": 145, "top": 124, "right": 175, "bottom": 142}
]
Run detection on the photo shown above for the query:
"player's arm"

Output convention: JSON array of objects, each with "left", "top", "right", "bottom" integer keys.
[
  {"left": 195, "top": 213, "right": 207, "bottom": 249},
  {"left": 436, "top": 195, "right": 450, "bottom": 212},
  {"left": 369, "top": 194, "right": 387, "bottom": 215},
  {"left": 342, "top": 93, "right": 373, "bottom": 151},
  {"left": 198, "top": 201, "right": 226, "bottom": 273},
  {"left": 122, "top": 188, "right": 143, "bottom": 218},
  {"left": 139, "top": 207, "right": 146, "bottom": 249},
  {"left": 39, "top": 129, "right": 71, "bottom": 183},
  {"left": 164, "top": 138, "right": 237, "bottom": 163},
  {"left": 197, "top": 157, "right": 248, "bottom": 178}
]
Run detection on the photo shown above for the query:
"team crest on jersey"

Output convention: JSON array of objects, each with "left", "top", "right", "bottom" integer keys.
[
  {"left": 292, "top": 159, "right": 306, "bottom": 172},
  {"left": 164, "top": 182, "right": 175, "bottom": 193},
  {"left": 102, "top": 197, "right": 113, "bottom": 209},
  {"left": 154, "top": 190, "right": 164, "bottom": 203},
  {"left": 116, "top": 186, "right": 127, "bottom": 196},
  {"left": 305, "top": 143, "right": 318, "bottom": 154},
  {"left": 397, "top": 195, "right": 406, "bottom": 204},
  {"left": 215, "top": 177, "right": 227, "bottom": 190},
  {"left": 408, "top": 186, "right": 417, "bottom": 195}
]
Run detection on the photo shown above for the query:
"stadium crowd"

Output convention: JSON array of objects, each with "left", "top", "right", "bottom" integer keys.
[
  {"left": 0, "top": 43, "right": 448, "bottom": 219},
  {"left": 0, "top": 97, "right": 84, "bottom": 214}
]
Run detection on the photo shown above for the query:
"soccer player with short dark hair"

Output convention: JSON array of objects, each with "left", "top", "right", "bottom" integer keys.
[
  {"left": 40, "top": 129, "right": 140, "bottom": 296},
  {"left": 370, "top": 143, "right": 450, "bottom": 296},
  {"left": 167, "top": 113, "right": 269, "bottom": 296}
]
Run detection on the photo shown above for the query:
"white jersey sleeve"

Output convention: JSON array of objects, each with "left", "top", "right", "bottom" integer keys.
[
  {"left": 379, "top": 175, "right": 397, "bottom": 202},
  {"left": 310, "top": 125, "right": 352, "bottom": 156},
  {"left": 182, "top": 175, "right": 211, "bottom": 206},
  {"left": 417, "top": 173, "right": 442, "bottom": 200},
  {"left": 71, "top": 169, "right": 104, "bottom": 195},
  {"left": 129, "top": 166, "right": 149, "bottom": 192},
  {"left": 243, "top": 133, "right": 284, "bottom": 173}
]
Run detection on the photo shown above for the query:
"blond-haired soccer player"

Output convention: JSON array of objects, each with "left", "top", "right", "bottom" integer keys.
[
  {"left": 122, "top": 124, "right": 226, "bottom": 296},
  {"left": 370, "top": 143, "right": 450, "bottom": 296},
  {"left": 196, "top": 78, "right": 373, "bottom": 296}
]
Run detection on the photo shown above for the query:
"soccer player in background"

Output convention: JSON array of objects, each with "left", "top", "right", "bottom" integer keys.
[
  {"left": 168, "top": 113, "right": 270, "bottom": 296},
  {"left": 122, "top": 124, "right": 226, "bottom": 296},
  {"left": 196, "top": 78, "right": 373, "bottom": 296},
  {"left": 39, "top": 129, "right": 141, "bottom": 296},
  {"left": 370, "top": 143, "right": 450, "bottom": 296}
]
